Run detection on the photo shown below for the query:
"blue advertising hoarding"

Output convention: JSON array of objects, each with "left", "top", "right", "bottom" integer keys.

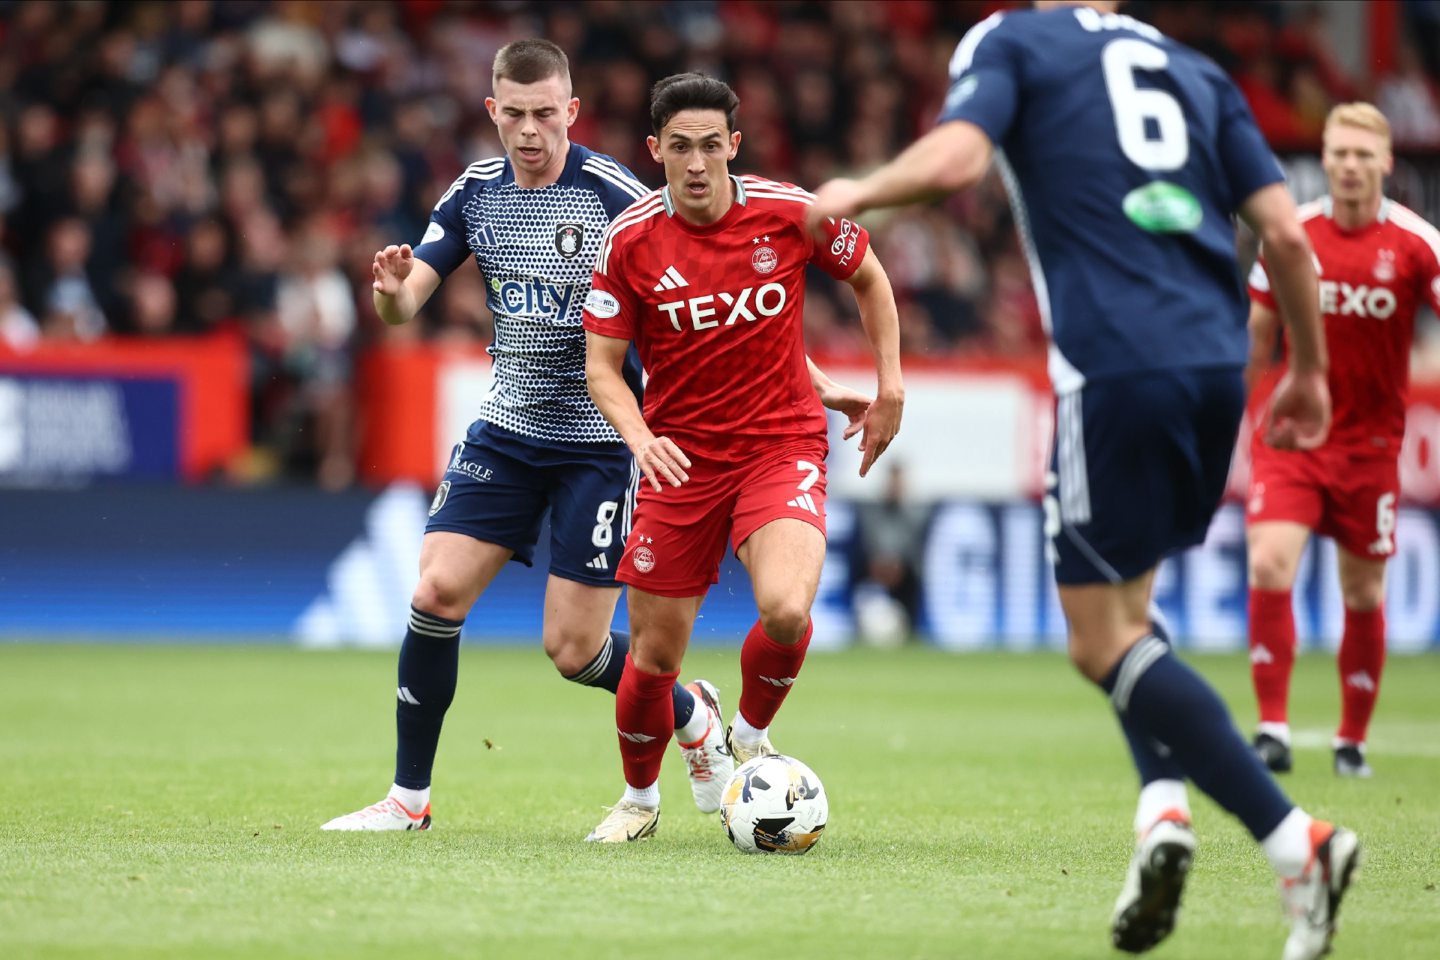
[
  {"left": 1, "top": 485, "right": 1437, "bottom": 651},
  {"left": 0, "top": 375, "right": 179, "bottom": 482}
]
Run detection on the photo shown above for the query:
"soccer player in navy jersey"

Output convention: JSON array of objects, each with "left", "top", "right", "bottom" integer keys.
[
  {"left": 321, "top": 40, "right": 745, "bottom": 831},
  {"left": 810, "top": 4, "right": 1358, "bottom": 959}
]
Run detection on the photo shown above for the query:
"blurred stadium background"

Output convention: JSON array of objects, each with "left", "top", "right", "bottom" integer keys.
[{"left": 2, "top": 0, "right": 1439, "bottom": 652}]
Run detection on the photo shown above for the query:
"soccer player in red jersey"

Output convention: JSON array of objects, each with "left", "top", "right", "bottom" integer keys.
[
  {"left": 1245, "top": 103, "right": 1440, "bottom": 778},
  {"left": 579, "top": 73, "right": 904, "bottom": 842}
]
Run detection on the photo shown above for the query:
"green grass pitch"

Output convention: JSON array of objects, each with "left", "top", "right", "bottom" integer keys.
[{"left": 2, "top": 644, "right": 1437, "bottom": 959}]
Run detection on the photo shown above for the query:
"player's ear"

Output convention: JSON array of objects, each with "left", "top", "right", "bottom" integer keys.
[
  {"left": 566, "top": 97, "right": 579, "bottom": 128},
  {"left": 484, "top": 97, "right": 499, "bottom": 123},
  {"left": 646, "top": 135, "right": 663, "bottom": 164},
  {"left": 728, "top": 130, "right": 741, "bottom": 161}
]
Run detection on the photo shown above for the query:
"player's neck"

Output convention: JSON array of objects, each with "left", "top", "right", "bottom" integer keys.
[
  {"left": 671, "top": 177, "right": 737, "bottom": 227},
  {"left": 511, "top": 141, "right": 571, "bottom": 189},
  {"left": 1331, "top": 193, "right": 1383, "bottom": 232}
]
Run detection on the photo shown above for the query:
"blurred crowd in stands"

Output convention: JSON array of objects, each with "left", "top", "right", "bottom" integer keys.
[{"left": 0, "top": 0, "right": 1437, "bottom": 485}]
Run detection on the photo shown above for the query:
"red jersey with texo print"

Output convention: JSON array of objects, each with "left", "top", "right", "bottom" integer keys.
[
  {"left": 1248, "top": 196, "right": 1440, "bottom": 454},
  {"left": 582, "top": 174, "right": 869, "bottom": 459}
]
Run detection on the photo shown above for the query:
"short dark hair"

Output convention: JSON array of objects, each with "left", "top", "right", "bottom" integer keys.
[
  {"left": 492, "top": 39, "right": 571, "bottom": 90},
  {"left": 649, "top": 73, "right": 739, "bottom": 135}
]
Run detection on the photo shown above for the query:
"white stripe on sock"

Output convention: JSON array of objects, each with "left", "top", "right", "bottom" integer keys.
[{"left": 1112, "top": 635, "right": 1166, "bottom": 713}]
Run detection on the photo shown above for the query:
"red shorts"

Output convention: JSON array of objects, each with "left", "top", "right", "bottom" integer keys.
[
  {"left": 618, "top": 438, "right": 829, "bottom": 597},
  {"left": 1246, "top": 440, "right": 1400, "bottom": 558}
]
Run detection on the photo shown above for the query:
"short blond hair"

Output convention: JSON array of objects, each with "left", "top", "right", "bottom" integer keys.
[{"left": 1325, "top": 103, "right": 1391, "bottom": 148}]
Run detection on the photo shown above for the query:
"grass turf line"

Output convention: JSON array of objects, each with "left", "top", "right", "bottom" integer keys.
[{"left": 1, "top": 644, "right": 1437, "bottom": 959}]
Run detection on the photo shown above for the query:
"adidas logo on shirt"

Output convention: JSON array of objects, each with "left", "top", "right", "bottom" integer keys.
[
  {"left": 787, "top": 492, "right": 819, "bottom": 515},
  {"left": 586, "top": 554, "right": 609, "bottom": 571},
  {"left": 652, "top": 266, "right": 689, "bottom": 292}
]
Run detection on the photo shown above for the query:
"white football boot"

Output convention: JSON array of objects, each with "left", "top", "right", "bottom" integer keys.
[
  {"left": 1279, "top": 822, "right": 1361, "bottom": 960},
  {"left": 321, "top": 792, "right": 431, "bottom": 831},
  {"left": 676, "top": 680, "right": 734, "bottom": 814},
  {"left": 1111, "top": 810, "right": 1195, "bottom": 953}
]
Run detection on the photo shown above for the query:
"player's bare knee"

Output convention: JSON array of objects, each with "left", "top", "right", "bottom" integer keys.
[
  {"left": 757, "top": 602, "right": 810, "bottom": 645},
  {"left": 1066, "top": 634, "right": 1122, "bottom": 684},
  {"left": 1342, "top": 582, "right": 1385, "bottom": 612},
  {"left": 542, "top": 626, "right": 603, "bottom": 676},
  {"left": 628, "top": 634, "right": 684, "bottom": 674},
  {"left": 410, "top": 579, "right": 470, "bottom": 623},
  {"left": 1248, "top": 549, "right": 1298, "bottom": 592}
]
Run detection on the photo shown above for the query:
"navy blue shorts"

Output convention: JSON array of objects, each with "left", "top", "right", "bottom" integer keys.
[
  {"left": 425, "top": 421, "right": 637, "bottom": 586},
  {"left": 1046, "top": 368, "right": 1244, "bottom": 585}
]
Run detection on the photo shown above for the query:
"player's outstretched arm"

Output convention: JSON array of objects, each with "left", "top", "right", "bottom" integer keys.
[
  {"left": 805, "top": 357, "right": 872, "bottom": 442},
  {"left": 372, "top": 244, "right": 443, "bottom": 326},
  {"left": 584, "top": 330, "right": 690, "bottom": 491},
  {"left": 841, "top": 247, "right": 905, "bottom": 478},
  {"left": 807, "top": 121, "right": 994, "bottom": 231},
  {"left": 1239, "top": 183, "right": 1330, "bottom": 450}
]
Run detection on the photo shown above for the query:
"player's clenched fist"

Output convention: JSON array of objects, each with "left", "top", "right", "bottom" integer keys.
[
  {"left": 372, "top": 244, "right": 415, "bottom": 295},
  {"left": 634, "top": 435, "right": 691, "bottom": 491}
]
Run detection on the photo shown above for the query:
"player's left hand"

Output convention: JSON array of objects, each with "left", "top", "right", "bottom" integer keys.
[
  {"left": 858, "top": 391, "right": 904, "bottom": 478},
  {"left": 816, "top": 380, "right": 873, "bottom": 441},
  {"left": 807, "top": 179, "right": 866, "bottom": 239}
]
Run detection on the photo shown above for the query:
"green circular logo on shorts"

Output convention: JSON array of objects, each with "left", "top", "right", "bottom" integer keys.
[{"left": 1122, "top": 181, "right": 1203, "bottom": 234}]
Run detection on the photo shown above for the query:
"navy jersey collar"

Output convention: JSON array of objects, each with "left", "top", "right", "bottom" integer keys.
[{"left": 501, "top": 141, "right": 585, "bottom": 188}]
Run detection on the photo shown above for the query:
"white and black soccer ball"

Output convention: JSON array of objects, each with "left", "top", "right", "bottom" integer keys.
[{"left": 719, "top": 754, "right": 827, "bottom": 855}]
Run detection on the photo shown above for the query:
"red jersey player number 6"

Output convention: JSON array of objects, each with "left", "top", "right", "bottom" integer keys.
[{"left": 1245, "top": 102, "right": 1440, "bottom": 781}]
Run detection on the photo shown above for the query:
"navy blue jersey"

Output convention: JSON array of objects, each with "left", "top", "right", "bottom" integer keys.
[
  {"left": 414, "top": 143, "right": 647, "bottom": 445},
  {"left": 939, "top": 7, "right": 1284, "bottom": 391}
]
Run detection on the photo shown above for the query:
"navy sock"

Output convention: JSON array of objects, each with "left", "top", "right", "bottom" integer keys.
[
  {"left": 1116, "top": 620, "right": 1186, "bottom": 786},
  {"left": 1101, "top": 634, "right": 1292, "bottom": 840},
  {"left": 565, "top": 630, "right": 696, "bottom": 728},
  {"left": 393, "top": 606, "right": 463, "bottom": 790}
]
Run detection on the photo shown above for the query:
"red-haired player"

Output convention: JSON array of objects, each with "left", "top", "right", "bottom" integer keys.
[{"left": 1246, "top": 103, "right": 1440, "bottom": 778}]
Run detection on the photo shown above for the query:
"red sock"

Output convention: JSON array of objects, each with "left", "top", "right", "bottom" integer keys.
[
  {"left": 1337, "top": 606, "right": 1386, "bottom": 744},
  {"left": 1249, "top": 588, "right": 1296, "bottom": 725},
  {"left": 738, "top": 618, "right": 812, "bottom": 729},
  {"left": 614, "top": 653, "right": 678, "bottom": 789}
]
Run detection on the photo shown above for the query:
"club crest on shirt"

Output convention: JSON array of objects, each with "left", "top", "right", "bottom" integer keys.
[
  {"left": 555, "top": 222, "right": 584, "bottom": 259},
  {"left": 752, "top": 244, "right": 779, "bottom": 276},
  {"left": 632, "top": 545, "right": 656, "bottom": 574},
  {"left": 1373, "top": 249, "right": 1396, "bottom": 282}
]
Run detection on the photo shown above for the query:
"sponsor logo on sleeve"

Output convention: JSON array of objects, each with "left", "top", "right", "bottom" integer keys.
[
  {"left": 943, "top": 75, "right": 980, "bottom": 113},
  {"left": 585, "top": 289, "right": 621, "bottom": 319},
  {"left": 830, "top": 219, "right": 861, "bottom": 268},
  {"left": 421, "top": 222, "right": 445, "bottom": 245}
]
